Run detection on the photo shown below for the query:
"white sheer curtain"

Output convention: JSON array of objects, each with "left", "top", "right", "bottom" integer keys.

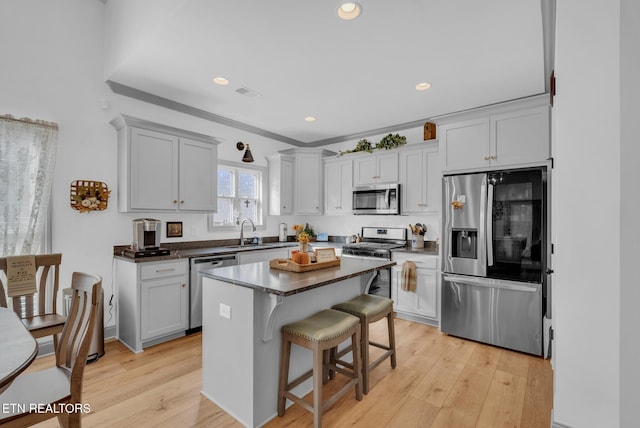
[{"left": 0, "top": 115, "right": 58, "bottom": 256}]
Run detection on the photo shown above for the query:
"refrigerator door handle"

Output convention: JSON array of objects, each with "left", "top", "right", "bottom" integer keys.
[
  {"left": 487, "top": 182, "right": 494, "bottom": 266},
  {"left": 442, "top": 274, "right": 540, "bottom": 293}
]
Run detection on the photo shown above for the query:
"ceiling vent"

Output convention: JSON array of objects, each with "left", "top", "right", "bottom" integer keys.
[{"left": 235, "top": 86, "right": 261, "bottom": 98}]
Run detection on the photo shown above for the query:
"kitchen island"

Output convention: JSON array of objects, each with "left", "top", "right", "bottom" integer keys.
[{"left": 200, "top": 258, "right": 395, "bottom": 428}]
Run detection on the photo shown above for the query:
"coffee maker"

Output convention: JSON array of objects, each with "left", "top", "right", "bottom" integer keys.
[{"left": 133, "top": 218, "right": 161, "bottom": 250}]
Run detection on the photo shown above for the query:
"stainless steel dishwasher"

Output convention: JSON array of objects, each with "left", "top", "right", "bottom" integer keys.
[{"left": 189, "top": 254, "right": 237, "bottom": 331}]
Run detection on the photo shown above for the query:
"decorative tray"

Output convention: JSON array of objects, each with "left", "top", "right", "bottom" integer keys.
[{"left": 269, "top": 257, "right": 340, "bottom": 273}]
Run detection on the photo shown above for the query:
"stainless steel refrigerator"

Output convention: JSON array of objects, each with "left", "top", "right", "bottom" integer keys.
[{"left": 441, "top": 167, "right": 548, "bottom": 356}]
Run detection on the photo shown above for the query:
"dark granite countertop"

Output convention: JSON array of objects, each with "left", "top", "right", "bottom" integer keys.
[
  {"left": 391, "top": 241, "right": 439, "bottom": 257},
  {"left": 113, "top": 242, "right": 298, "bottom": 263},
  {"left": 201, "top": 258, "right": 395, "bottom": 296}
]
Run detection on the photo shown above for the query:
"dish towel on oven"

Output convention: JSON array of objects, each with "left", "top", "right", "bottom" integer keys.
[{"left": 401, "top": 261, "right": 417, "bottom": 292}]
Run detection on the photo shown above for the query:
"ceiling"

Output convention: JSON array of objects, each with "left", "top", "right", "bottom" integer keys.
[{"left": 104, "top": 0, "right": 550, "bottom": 146}]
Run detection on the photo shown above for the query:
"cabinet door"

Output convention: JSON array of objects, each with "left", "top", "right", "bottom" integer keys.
[
  {"left": 415, "top": 267, "right": 437, "bottom": 318},
  {"left": 376, "top": 152, "right": 399, "bottom": 183},
  {"left": 400, "top": 148, "right": 425, "bottom": 214},
  {"left": 424, "top": 149, "right": 441, "bottom": 212},
  {"left": 352, "top": 156, "right": 377, "bottom": 186},
  {"left": 440, "top": 118, "right": 490, "bottom": 172},
  {"left": 130, "top": 127, "right": 179, "bottom": 210},
  {"left": 280, "top": 158, "right": 294, "bottom": 214},
  {"left": 490, "top": 106, "right": 550, "bottom": 168},
  {"left": 325, "top": 159, "right": 353, "bottom": 214},
  {"left": 179, "top": 138, "right": 217, "bottom": 211},
  {"left": 295, "top": 153, "right": 322, "bottom": 214},
  {"left": 391, "top": 266, "right": 415, "bottom": 313},
  {"left": 140, "top": 276, "right": 188, "bottom": 340},
  {"left": 267, "top": 155, "right": 294, "bottom": 215},
  {"left": 400, "top": 147, "right": 441, "bottom": 214}
]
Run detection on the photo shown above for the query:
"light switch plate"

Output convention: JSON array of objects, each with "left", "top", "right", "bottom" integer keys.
[{"left": 219, "top": 303, "right": 231, "bottom": 319}]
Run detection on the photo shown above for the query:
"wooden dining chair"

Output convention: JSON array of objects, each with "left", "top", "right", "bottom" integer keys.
[
  {"left": 0, "top": 272, "right": 103, "bottom": 428},
  {"left": 0, "top": 254, "right": 66, "bottom": 352}
]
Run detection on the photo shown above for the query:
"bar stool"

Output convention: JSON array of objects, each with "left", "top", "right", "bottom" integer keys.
[
  {"left": 278, "top": 309, "right": 363, "bottom": 428},
  {"left": 332, "top": 294, "right": 396, "bottom": 394}
]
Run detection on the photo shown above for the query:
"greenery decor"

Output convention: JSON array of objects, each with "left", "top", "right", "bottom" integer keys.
[
  {"left": 376, "top": 133, "right": 407, "bottom": 150},
  {"left": 339, "top": 133, "right": 407, "bottom": 155},
  {"left": 339, "top": 138, "right": 374, "bottom": 155}
]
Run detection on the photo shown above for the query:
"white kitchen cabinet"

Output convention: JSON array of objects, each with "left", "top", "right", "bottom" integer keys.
[
  {"left": 269, "top": 148, "right": 335, "bottom": 215},
  {"left": 438, "top": 95, "right": 550, "bottom": 173},
  {"left": 266, "top": 154, "right": 294, "bottom": 215},
  {"left": 352, "top": 151, "right": 399, "bottom": 186},
  {"left": 115, "top": 258, "right": 189, "bottom": 352},
  {"left": 439, "top": 118, "right": 490, "bottom": 172},
  {"left": 324, "top": 157, "right": 353, "bottom": 215},
  {"left": 490, "top": 106, "right": 550, "bottom": 168},
  {"left": 294, "top": 152, "right": 324, "bottom": 215},
  {"left": 399, "top": 143, "right": 441, "bottom": 214},
  {"left": 390, "top": 252, "right": 439, "bottom": 323},
  {"left": 238, "top": 247, "right": 290, "bottom": 264},
  {"left": 111, "top": 115, "right": 220, "bottom": 212}
]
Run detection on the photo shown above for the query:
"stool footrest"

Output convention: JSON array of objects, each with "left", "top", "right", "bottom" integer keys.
[
  {"left": 287, "top": 369, "right": 314, "bottom": 391},
  {"left": 283, "top": 391, "right": 314, "bottom": 414},
  {"left": 369, "top": 350, "right": 394, "bottom": 371},
  {"left": 370, "top": 340, "right": 391, "bottom": 351}
]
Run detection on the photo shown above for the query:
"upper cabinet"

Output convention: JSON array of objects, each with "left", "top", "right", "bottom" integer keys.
[
  {"left": 399, "top": 142, "right": 441, "bottom": 214},
  {"left": 267, "top": 148, "right": 335, "bottom": 216},
  {"left": 324, "top": 157, "right": 353, "bottom": 215},
  {"left": 111, "top": 116, "right": 220, "bottom": 212},
  {"left": 352, "top": 151, "right": 399, "bottom": 186},
  {"left": 438, "top": 95, "right": 550, "bottom": 173},
  {"left": 266, "top": 154, "right": 294, "bottom": 215}
]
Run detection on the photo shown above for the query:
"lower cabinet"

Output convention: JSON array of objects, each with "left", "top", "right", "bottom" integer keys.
[
  {"left": 115, "top": 258, "right": 189, "bottom": 352},
  {"left": 391, "top": 252, "right": 439, "bottom": 324}
]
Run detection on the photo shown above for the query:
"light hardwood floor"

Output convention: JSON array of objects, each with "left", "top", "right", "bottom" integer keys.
[{"left": 27, "top": 318, "right": 552, "bottom": 427}]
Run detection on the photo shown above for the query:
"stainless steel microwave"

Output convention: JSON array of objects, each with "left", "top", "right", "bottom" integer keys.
[{"left": 352, "top": 183, "right": 400, "bottom": 215}]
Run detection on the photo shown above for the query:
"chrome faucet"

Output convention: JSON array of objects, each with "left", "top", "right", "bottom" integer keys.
[{"left": 239, "top": 218, "right": 256, "bottom": 246}]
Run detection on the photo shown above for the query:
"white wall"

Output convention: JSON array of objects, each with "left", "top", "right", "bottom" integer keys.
[
  {"left": 553, "top": 1, "right": 621, "bottom": 427},
  {"left": 619, "top": 0, "right": 640, "bottom": 425},
  {"left": 0, "top": 0, "right": 294, "bottom": 329}
]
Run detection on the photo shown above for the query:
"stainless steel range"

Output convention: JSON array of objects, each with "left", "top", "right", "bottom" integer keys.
[{"left": 342, "top": 227, "right": 407, "bottom": 297}]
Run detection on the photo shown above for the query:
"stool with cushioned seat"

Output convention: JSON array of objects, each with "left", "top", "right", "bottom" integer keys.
[
  {"left": 332, "top": 294, "right": 396, "bottom": 394},
  {"left": 277, "top": 308, "right": 363, "bottom": 428}
]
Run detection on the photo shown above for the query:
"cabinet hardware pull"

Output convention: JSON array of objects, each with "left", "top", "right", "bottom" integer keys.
[
  {"left": 156, "top": 268, "right": 176, "bottom": 273},
  {"left": 490, "top": 155, "right": 496, "bottom": 160},
  {"left": 182, "top": 283, "right": 186, "bottom": 288},
  {"left": 173, "top": 200, "right": 178, "bottom": 204},
  {"left": 180, "top": 200, "right": 184, "bottom": 204},
  {"left": 484, "top": 156, "right": 490, "bottom": 160}
]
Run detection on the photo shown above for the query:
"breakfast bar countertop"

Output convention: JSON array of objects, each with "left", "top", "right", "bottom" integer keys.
[{"left": 200, "top": 257, "right": 395, "bottom": 296}]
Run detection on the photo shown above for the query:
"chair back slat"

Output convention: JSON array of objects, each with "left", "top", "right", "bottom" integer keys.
[
  {"left": 55, "top": 272, "right": 102, "bottom": 401},
  {"left": 0, "top": 253, "right": 62, "bottom": 317}
]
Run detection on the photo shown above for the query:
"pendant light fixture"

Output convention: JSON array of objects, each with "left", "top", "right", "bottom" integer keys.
[{"left": 236, "top": 141, "right": 254, "bottom": 163}]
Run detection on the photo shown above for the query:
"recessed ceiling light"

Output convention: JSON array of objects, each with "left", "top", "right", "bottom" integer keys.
[
  {"left": 416, "top": 82, "right": 431, "bottom": 91},
  {"left": 213, "top": 77, "right": 229, "bottom": 86},
  {"left": 337, "top": 2, "right": 362, "bottom": 20},
  {"left": 305, "top": 116, "right": 317, "bottom": 122}
]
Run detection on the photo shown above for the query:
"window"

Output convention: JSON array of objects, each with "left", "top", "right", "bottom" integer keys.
[
  {"left": 209, "top": 161, "right": 265, "bottom": 228},
  {"left": 0, "top": 115, "right": 57, "bottom": 256}
]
